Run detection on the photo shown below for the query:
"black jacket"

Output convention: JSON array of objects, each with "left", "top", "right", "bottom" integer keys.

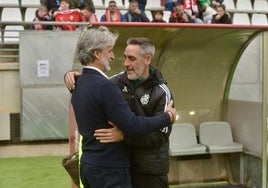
[
  {"left": 211, "top": 13, "right": 232, "bottom": 24},
  {"left": 111, "top": 67, "right": 173, "bottom": 175}
]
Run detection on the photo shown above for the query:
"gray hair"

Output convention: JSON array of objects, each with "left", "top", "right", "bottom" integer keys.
[
  {"left": 126, "top": 37, "right": 155, "bottom": 58},
  {"left": 77, "top": 26, "right": 118, "bottom": 66}
]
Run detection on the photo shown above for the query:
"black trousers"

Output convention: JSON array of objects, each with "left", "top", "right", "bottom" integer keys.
[
  {"left": 131, "top": 172, "right": 168, "bottom": 188},
  {"left": 80, "top": 162, "right": 132, "bottom": 188}
]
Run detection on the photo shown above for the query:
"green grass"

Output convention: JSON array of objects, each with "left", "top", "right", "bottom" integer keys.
[{"left": 0, "top": 156, "right": 72, "bottom": 188}]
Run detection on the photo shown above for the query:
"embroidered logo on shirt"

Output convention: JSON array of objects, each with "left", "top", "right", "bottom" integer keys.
[{"left": 140, "top": 94, "right": 150, "bottom": 106}]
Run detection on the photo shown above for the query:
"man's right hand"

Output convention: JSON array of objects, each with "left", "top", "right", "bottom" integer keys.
[
  {"left": 94, "top": 121, "right": 124, "bottom": 143},
  {"left": 64, "top": 71, "right": 81, "bottom": 91}
]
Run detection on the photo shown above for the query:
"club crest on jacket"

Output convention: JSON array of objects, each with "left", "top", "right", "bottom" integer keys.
[{"left": 140, "top": 94, "right": 150, "bottom": 106}]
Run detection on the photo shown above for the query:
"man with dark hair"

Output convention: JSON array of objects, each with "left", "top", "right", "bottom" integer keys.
[
  {"left": 169, "top": 3, "right": 195, "bottom": 23},
  {"left": 100, "top": 0, "right": 127, "bottom": 22},
  {"left": 125, "top": 0, "right": 150, "bottom": 22},
  {"left": 211, "top": 4, "right": 231, "bottom": 24}
]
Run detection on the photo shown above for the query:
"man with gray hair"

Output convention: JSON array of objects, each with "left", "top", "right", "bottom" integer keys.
[{"left": 71, "top": 27, "right": 176, "bottom": 188}]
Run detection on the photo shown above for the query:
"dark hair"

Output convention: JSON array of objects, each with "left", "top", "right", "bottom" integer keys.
[
  {"left": 129, "top": 0, "right": 138, "bottom": 3},
  {"left": 60, "top": 0, "right": 70, "bottom": 3},
  {"left": 84, "top": 5, "right": 94, "bottom": 13},
  {"left": 154, "top": 10, "right": 163, "bottom": 16},
  {"left": 217, "top": 4, "right": 226, "bottom": 11}
]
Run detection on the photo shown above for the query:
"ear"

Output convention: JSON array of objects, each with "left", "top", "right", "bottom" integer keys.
[
  {"left": 93, "top": 50, "right": 101, "bottom": 59},
  {"left": 144, "top": 55, "right": 152, "bottom": 65}
]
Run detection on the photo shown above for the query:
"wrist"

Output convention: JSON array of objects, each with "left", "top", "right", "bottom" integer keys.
[{"left": 167, "top": 111, "right": 175, "bottom": 124}]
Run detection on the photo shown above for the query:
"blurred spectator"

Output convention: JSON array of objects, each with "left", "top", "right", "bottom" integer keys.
[
  {"left": 125, "top": 0, "right": 150, "bottom": 22},
  {"left": 199, "top": 0, "right": 223, "bottom": 23},
  {"left": 199, "top": 0, "right": 217, "bottom": 23},
  {"left": 151, "top": 10, "right": 166, "bottom": 22},
  {"left": 211, "top": 0, "right": 224, "bottom": 9},
  {"left": 183, "top": 0, "right": 203, "bottom": 22},
  {"left": 211, "top": 4, "right": 231, "bottom": 24},
  {"left": 202, "top": 4, "right": 216, "bottom": 23},
  {"left": 78, "top": 5, "right": 97, "bottom": 30},
  {"left": 70, "top": 0, "right": 95, "bottom": 12},
  {"left": 100, "top": 0, "right": 126, "bottom": 22},
  {"left": 54, "top": 0, "right": 83, "bottom": 30},
  {"left": 129, "top": 0, "right": 147, "bottom": 11},
  {"left": 198, "top": 0, "right": 211, "bottom": 9},
  {"left": 82, "top": 5, "right": 98, "bottom": 22},
  {"left": 165, "top": 0, "right": 183, "bottom": 12},
  {"left": 169, "top": 3, "right": 195, "bottom": 23},
  {"left": 41, "top": 0, "right": 61, "bottom": 17},
  {"left": 30, "top": 5, "right": 53, "bottom": 30}
]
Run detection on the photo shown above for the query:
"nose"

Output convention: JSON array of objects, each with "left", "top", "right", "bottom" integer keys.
[
  {"left": 124, "top": 59, "right": 130, "bottom": 66},
  {"left": 110, "top": 52, "right": 115, "bottom": 61}
]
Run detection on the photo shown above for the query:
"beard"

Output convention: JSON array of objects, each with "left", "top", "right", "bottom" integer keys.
[
  {"left": 101, "top": 57, "right": 111, "bottom": 72},
  {"left": 126, "top": 66, "right": 144, "bottom": 81}
]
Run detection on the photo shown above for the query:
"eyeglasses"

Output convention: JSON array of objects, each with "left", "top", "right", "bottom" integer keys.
[{"left": 109, "top": 5, "right": 117, "bottom": 7}]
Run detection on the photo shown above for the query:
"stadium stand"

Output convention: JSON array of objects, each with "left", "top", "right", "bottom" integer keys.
[{"left": 0, "top": 0, "right": 267, "bottom": 49}]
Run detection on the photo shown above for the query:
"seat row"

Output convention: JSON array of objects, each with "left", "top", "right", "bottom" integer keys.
[
  {"left": 169, "top": 121, "right": 243, "bottom": 157},
  {"left": 225, "top": 0, "right": 268, "bottom": 14},
  {"left": 0, "top": 7, "right": 159, "bottom": 23},
  {"left": 0, "top": 0, "right": 165, "bottom": 10},
  {"left": 91, "top": 0, "right": 165, "bottom": 10},
  {"left": 2, "top": 6, "right": 268, "bottom": 25},
  {"left": 0, "top": 0, "right": 40, "bottom": 8},
  {"left": 232, "top": 12, "right": 268, "bottom": 25},
  {"left": 1, "top": 0, "right": 267, "bottom": 13}
]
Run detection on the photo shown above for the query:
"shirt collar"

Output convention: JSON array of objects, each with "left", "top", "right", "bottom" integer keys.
[{"left": 83, "top": 65, "right": 109, "bottom": 79}]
